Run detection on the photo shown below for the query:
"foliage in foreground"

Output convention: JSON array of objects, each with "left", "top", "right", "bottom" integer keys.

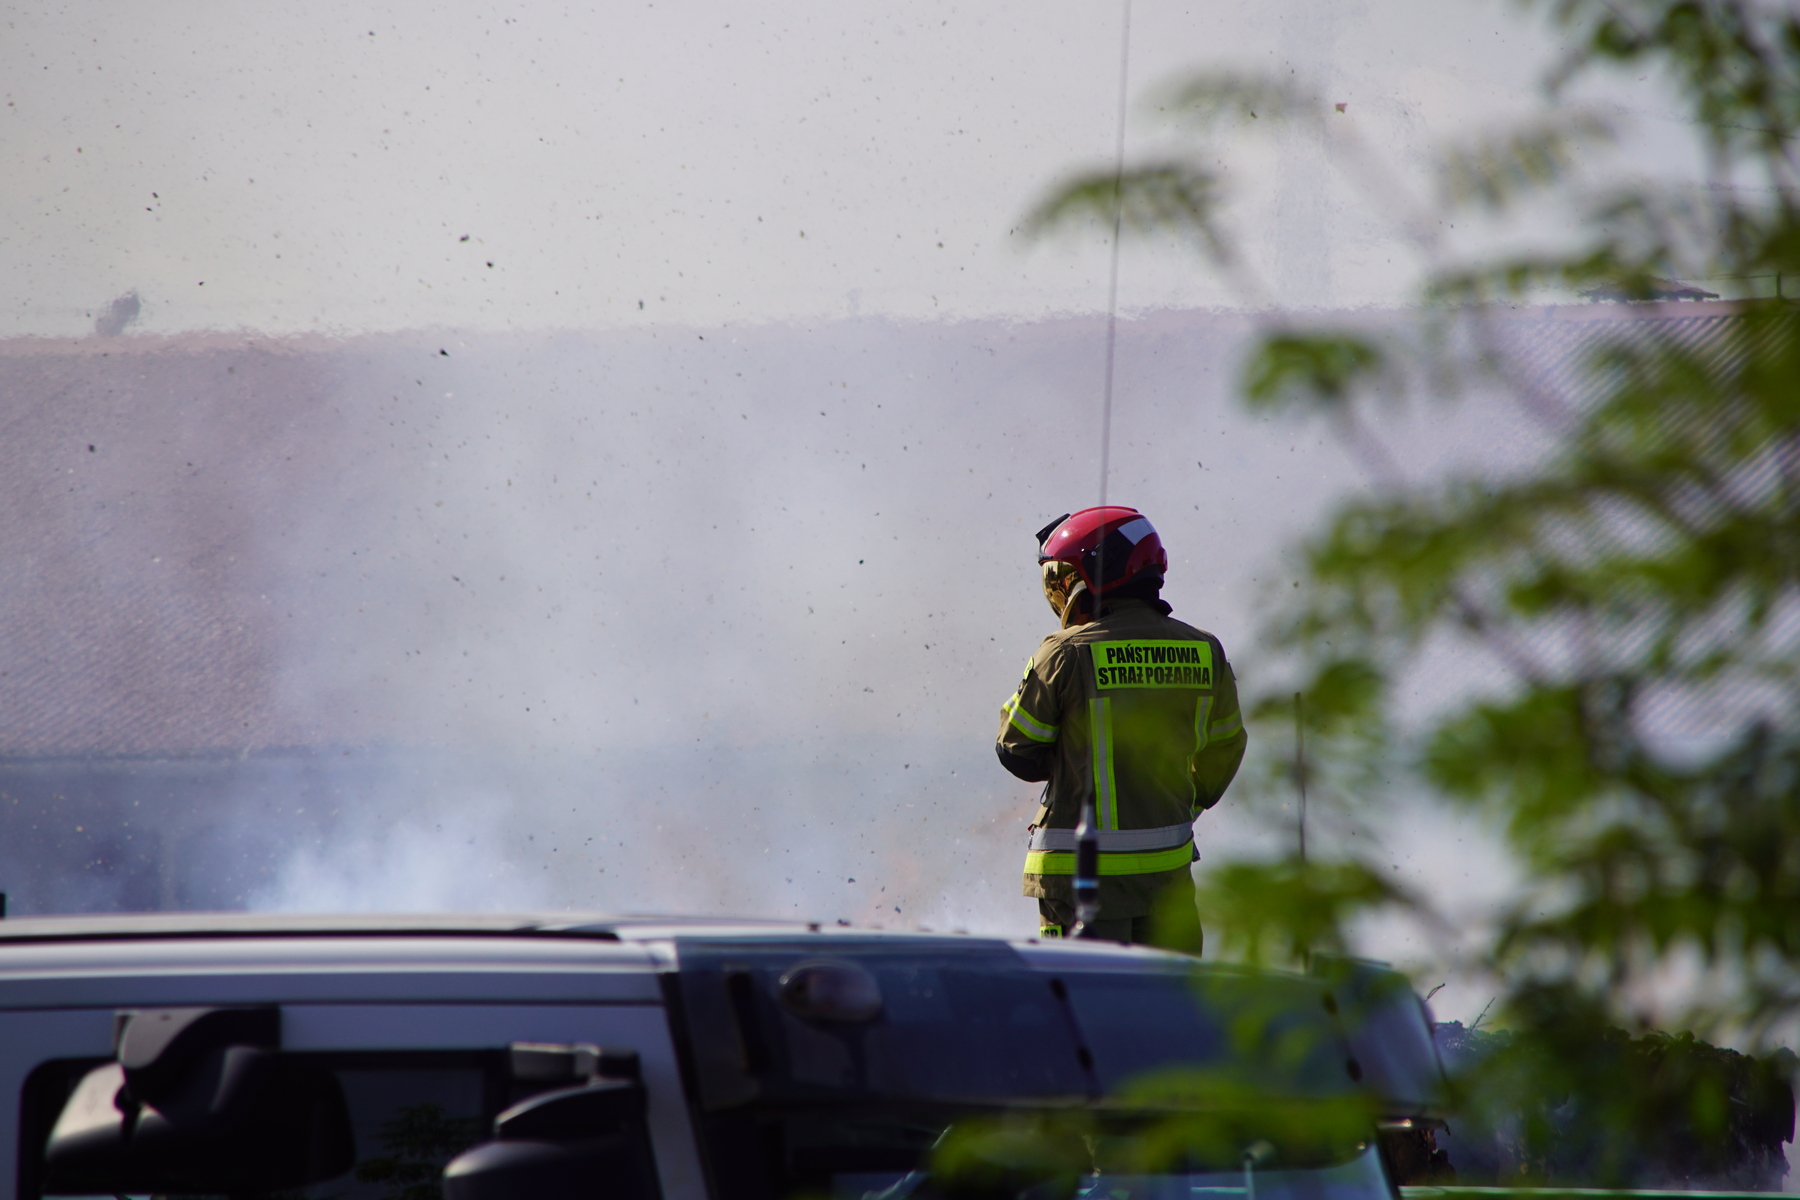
[
  {"left": 1440, "top": 1004, "right": 1797, "bottom": 1187},
  {"left": 1025, "top": 0, "right": 1800, "bottom": 1187}
]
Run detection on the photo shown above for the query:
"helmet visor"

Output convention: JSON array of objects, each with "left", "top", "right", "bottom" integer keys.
[{"left": 1040, "top": 560, "right": 1080, "bottom": 618}]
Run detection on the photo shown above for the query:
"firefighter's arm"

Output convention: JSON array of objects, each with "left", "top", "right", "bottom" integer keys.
[
  {"left": 995, "top": 645, "right": 1063, "bottom": 782},
  {"left": 1193, "top": 651, "right": 1247, "bottom": 811}
]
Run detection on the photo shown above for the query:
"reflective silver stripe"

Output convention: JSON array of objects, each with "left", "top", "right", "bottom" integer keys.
[
  {"left": 1210, "top": 708, "right": 1243, "bottom": 739},
  {"left": 1028, "top": 822, "right": 1195, "bottom": 853},
  {"left": 1005, "top": 696, "right": 1058, "bottom": 742},
  {"left": 1117, "top": 517, "right": 1154, "bottom": 544},
  {"left": 1193, "top": 694, "right": 1213, "bottom": 755}
]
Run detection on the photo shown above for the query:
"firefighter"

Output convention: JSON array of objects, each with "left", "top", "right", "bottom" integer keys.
[{"left": 996, "top": 507, "right": 1247, "bottom": 948}]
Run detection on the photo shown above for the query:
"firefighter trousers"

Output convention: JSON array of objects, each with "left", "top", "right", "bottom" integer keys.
[{"left": 1035, "top": 871, "right": 1202, "bottom": 954}]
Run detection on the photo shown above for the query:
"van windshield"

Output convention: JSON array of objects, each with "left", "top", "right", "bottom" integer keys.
[
  {"left": 674, "top": 941, "right": 1095, "bottom": 1110},
  {"left": 674, "top": 942, "right": 1381, "bottom": 1200}
]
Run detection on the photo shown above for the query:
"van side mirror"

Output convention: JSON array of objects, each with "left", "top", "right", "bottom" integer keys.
[
  {"left": 41, "top": 1007, "right": 353, "bottom": 1195},
  {"left": 442, "top": 1079, "right": 658, "bottom": 1200}
]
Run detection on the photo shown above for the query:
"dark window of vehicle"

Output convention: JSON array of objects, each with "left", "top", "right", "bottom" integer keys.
[
  {"left": 673, "top": 953, "right": 1372, "bottom": 1200},
  {"left": 22, "top": 1051, "right": 509, "bottom": 1200},
  {"left": 1061, "top": 969, "right": 1357, "bottom": 1097},
  {"left": 675, "top": 940, "right": 1091, "bottom": 1111},
  {"left": 673, "top": 940, "right": 1093, "bottom": 1200},
  {"left": 1059, "top": 970, "right": 1231, "bottom": 1091}
]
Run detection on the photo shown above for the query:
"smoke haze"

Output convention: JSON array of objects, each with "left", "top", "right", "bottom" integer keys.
[{"left": 0, "top": 311, "right": 1540, "bottom": 982}]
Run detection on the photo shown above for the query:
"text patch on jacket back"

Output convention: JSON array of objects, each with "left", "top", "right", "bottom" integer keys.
[{"left": 1092, "top": 640, "right": 1213, "bottom": 689}]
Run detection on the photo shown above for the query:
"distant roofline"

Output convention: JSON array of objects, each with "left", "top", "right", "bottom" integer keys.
[
  {"left": 1528, "top": 298, "right": 1777, "bottom": 324},
  {"left": 0, "top": 743, "right": 459, "bottom": 768},
  {"left": 1, "top": 299, "right": 1787, "bottom": 362}
]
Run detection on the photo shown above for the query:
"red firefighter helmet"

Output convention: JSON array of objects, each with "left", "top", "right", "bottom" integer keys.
[{"left": 1034, "top": 507, "right": 1167, "bottom": 617}]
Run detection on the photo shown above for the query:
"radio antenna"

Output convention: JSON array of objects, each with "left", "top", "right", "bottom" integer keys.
[
  {"left": 1296, "top": 691, "right": 1308, "bottom": 864},
  {"left": 1073, "top": 1, "right": 1133, "bottom": 939}
]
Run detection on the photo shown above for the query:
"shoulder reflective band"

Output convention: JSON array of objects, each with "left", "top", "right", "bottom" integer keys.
[
  {"left": 1092, "top": 640, "right": 1214, "bottom": 689},
  {"left": 1004, "top": 695, "right": 1058, "bottom": 743},
  {"left": 1210, "top": 707, "right": 1244, "bottom": 739},
  {"left": 1192, "top": 694, "right": 1213, "bottom": 754},
  {"left": 1089, "top": 697, "right": 1118, "bottom": 830}
]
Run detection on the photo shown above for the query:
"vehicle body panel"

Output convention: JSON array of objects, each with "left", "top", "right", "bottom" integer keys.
[
  {"left": 0, "top": 935, "right": 663, "bottom": 1008},
  {"left": 0, "top": 913, "right": 1442, "bottom": 1200},
  {"left": 0, "top": 918, "right": 692, "bottom": 1200}
]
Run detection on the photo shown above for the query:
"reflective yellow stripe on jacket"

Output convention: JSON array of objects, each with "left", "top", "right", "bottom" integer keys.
[
  {"left": 1002, "top": 695, "right": 1058, "bottom": 743},
  {"left": 1022, "top": 821, "right": 1194, "bottom": 876}
]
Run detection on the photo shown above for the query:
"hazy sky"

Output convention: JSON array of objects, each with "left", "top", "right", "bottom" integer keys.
[{"left": 2, "top": 0, "right": 1698, "bottom": 336}]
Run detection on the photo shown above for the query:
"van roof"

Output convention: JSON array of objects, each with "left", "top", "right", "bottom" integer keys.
[
  {"left": 0, "top": 910, "right": 818, "bottom": 944},
  {"left": 0, "top": 911, "right": 1228, "bottom": 992}
]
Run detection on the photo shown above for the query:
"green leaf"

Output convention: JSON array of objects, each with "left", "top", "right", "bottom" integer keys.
[
  {"left": 1156, "top": 71, "right": 1318, "bottom": 129},
  {"left": 1242, "top": 334, "right": 1385, "bottom": 413},
  {"left": 1195, "top": 858, "right": 1413, "bottom": 968},
  {"left": 1438, "top": 113, "right": 1614, "bottom": 211},
  {"left": 1023, "top": 162, "right": 1230, "bottom": 262}
]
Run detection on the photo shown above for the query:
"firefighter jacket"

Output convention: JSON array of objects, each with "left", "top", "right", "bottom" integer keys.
[{"left": 995, "top": 598, "right": 1247, "bottom": 917}]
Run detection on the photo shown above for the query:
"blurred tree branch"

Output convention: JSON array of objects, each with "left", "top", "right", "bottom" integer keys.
[{"left": 1020, "top": 0, "right": 1799, "bottom": 1185}]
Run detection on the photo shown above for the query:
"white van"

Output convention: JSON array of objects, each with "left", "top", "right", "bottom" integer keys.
[{"left": 0, "top": 912, "right": 1443, "bottom": 1200}]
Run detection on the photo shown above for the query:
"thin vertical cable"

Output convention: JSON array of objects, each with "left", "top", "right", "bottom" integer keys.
[
  {"left": 1097, "top": 0, "right": 1133, "bottom": 512},
  {"left": 1296, "top": 691, "right": 1308, "bottom": 864}
]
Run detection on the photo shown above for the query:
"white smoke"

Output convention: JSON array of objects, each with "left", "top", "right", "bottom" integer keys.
[
  {"left": 1, "top": 309, "right": 1551, "bottom": 985},
  {"left": 248, "top": 792, "right": 553, "bottom": 913}
]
